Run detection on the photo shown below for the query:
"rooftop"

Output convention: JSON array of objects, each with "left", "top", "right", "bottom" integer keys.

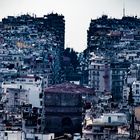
[
  {"left": 103, "top": 112, "right": 126, "bottom": 116},
  {"left": 44, "top": 82, "right": 94, "bottom": 94}
]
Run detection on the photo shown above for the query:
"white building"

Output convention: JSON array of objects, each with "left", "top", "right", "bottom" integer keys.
[
  {"left": 123, "top": 85, "right": 130, "bottom": 102},
  {"left": 117, "top": 50, "right": 140, "bottom": 63},
  {"left": 0, "top": 52, "right": 24, "bottom": 68},
  {"left": 100, "top": 113, "right": 127, "bottom": 124},
  {"left": 83, "top": 112, "right": 128, "bottom": 140},
  {"left": 0, "top": 131, "right": 54, "bottom": 140},
  {"left": 2, "top": 88, "right": 29, "bottom": 112},
  {"left": 88, "top": 52, "right": 111, "bottom": 94},
  {"left": 132, "top": 81, "right": 140, "bottom": 104},
  {"left": 92, "top": 113, "right": 127, "bottom": 124},
  {"left": 2, "top": 75, "right": 43, "bottom": 108},
  {"left": 123, "top": 80, "right": 140, "bottom": 105},
  {"left": 0, "top": 68, "right": 17, "bottom": 77}
]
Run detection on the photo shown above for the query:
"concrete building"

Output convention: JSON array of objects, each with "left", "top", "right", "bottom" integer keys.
[
  {"left": 0, "top": 130, "right": 54, "bottom": 140},
  {"left": 83, "top": 113, "right": 128, "bottom": 140},
  {"left": 0, "top": 52, "right": 24, "bottom": 69},
  {"left": 123, "top": 80, "right": 140, "bottom": 105},
  {"left": 2, "top": 88, "right": 29, "bottom": 113},
  {"left": 44, "top": 13, "right": 65, "bottom": 53},
  {"left": 98, "top": 113, "right": 127, "bottom": 124},
  {"left": 2, "top": 75, "right": 43, "bottom": 108},
  {"left": 111, "top": 61, "right": 130, "bottom": 101},
  {"left": 1, "top": 13, "right": 65, "bottom": 85},
  {"left": 87, "top": 16, "right": 140, "bottom": 52},
  {"left": 88, "top": 52, "right": 111, "bottom": 94},
  {"left": 132, "top": 81, "right": 140, "bottom": 105}
]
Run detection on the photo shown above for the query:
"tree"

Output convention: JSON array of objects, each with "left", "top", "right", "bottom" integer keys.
[
  {"left": 128, "top": 85, "right": 134, "bottom": 106},
  {"left": 64, "top": 48, "right": 79, "bottom": 71}
]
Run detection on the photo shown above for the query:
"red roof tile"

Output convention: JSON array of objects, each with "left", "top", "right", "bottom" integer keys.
[{"left": 45, "top": 82, "right": 94, "bottom": 94}]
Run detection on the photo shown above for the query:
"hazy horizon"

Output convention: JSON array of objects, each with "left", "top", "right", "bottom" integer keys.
[{"left": 0, "top": 0, "right": 140, "bottom": 52}]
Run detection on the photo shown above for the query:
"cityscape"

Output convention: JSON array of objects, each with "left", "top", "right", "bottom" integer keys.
[{"left": 1, "top": 1, "right": 140, "bottom": 140}]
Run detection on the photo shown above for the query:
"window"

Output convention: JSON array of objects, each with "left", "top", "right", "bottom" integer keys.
[
  {"left": 5, "top": 132, "right": 7, "bottom": 136},
  {"left": 40, "top": 101, "right": 42, "bottom": 106},
  {"left": 39, "top": 109, "right": 42, "bottom": 114},
  {"left": 108, "top": 117, "right": 111, "bottom": 123},
  {"left": 136, "top": 84, "right": 139, "bottom": 88},
  {"left": 20, "top": 85, "right": 22, "bottom": 89},
  {"left": 35, "top": 136, "right": 38, "bottom": 140},
  {"left": 39, "top": 93, "right": 43, "bottom": 99},
  {"left": 136, "top": 90, "right": 139, "bottom": 94}
]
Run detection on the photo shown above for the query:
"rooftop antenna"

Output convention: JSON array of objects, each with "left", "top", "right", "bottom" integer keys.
[{"left": 123, "top": 0, "right": 125, "bottom": 17}]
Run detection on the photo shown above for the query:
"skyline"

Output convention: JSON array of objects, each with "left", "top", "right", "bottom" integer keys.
[{"left": 0, "top": 0, "right": 140, "bottom": 52}]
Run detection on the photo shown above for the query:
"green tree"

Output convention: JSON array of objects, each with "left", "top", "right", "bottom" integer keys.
[
  {"left": 64, "top": 48, "right": 79, "bottom": 71},
  {"left": 128, "top": 85, "right": 134, "bottom": 106}
]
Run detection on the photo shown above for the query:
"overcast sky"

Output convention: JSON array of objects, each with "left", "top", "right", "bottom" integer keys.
[{"left": 0, "top": 0, "right": 140, "bottom": 52}]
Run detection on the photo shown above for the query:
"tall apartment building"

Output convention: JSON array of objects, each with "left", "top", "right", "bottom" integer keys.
[
  {"left": 88, "top": 52, "right": 111, "bottom": 94},
  {"left": 87, "top": 15, "right": 140, "bottom": 52},
  {"left": 2, "top": 13, "right": 65, "bottom": 52},
  {"left": 85, "top": 15, "right": 140, "bottom": 102},
  {"left": 111, "top": 61, "right": 130, "bottom": 101},
  {"left": 1, "top": 13, "right": 65, "bottom": 85},
  {"left": 44, "top": 13, "right": 65, "bottom": 52}
]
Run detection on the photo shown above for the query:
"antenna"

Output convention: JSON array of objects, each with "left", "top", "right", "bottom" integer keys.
[{"left": 123, "top": 0, "right": 125, "bottom": 17}]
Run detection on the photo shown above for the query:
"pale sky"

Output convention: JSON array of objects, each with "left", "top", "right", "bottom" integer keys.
[{"left": 0, "top": 0, "right": 140, "bottom": 52}]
